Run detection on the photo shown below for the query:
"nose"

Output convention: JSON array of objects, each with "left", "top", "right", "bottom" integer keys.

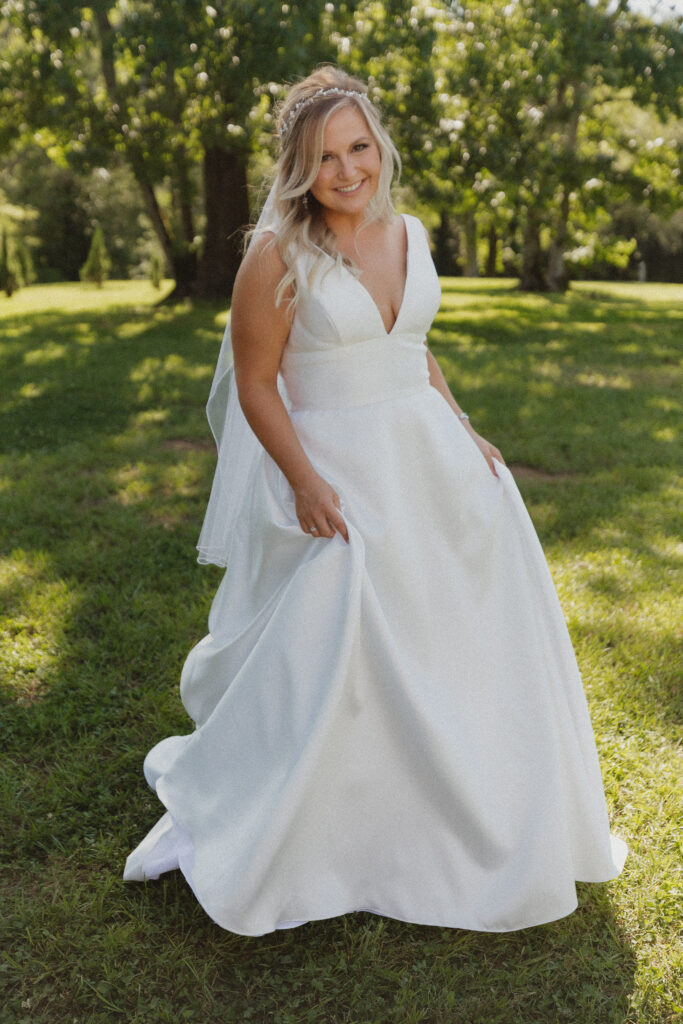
[{"left": 336, "top": 154, "right": 356, "bottom": 180}]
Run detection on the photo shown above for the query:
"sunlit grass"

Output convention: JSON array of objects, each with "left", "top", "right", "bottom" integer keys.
[
  {"left": 0, "top": 279, "right": 681, "bottom": 1023},
  {"left": 0, "top": 279, "right": 175, "bottom": 317}
]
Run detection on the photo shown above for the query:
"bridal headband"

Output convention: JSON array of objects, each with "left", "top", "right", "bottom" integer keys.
[{"left": 280, "top": 87, "right": 374, "bottom": 139}]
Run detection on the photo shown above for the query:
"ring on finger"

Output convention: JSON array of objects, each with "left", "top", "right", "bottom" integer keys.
[{"left": 309, "top": 525, "right": 318, "bottom": 534}]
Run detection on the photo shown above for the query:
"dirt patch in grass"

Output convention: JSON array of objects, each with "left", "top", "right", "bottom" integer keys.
[
  {"left": 161, "top": 436, "right": 211, "bottom": 452},
  {"left": 509, "top": 463, "right": 577, "bottom": 482},
  {"left": 163, "top": 439, "right": 214, "bottom": 452}
]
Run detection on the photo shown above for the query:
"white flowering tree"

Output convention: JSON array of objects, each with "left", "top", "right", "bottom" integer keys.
[{"left": 433, "top": 0, "right": 682, "bottom": 290}]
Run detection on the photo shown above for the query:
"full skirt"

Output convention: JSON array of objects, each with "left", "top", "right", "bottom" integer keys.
[{"left": 124, "top": 386, "right": 626, "bottom": 936}]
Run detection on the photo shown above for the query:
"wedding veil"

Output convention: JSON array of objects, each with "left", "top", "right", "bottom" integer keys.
[{"left": 196, "top": 186, "right": 280, "bottom": 568}]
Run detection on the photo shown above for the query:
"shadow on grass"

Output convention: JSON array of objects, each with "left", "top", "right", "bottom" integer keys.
[{"left": 0, "top": 305, "right": 222, "bottom": 453}]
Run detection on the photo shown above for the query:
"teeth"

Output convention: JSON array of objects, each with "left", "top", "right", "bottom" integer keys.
[{"left": 337, "top": 181, "right": 363, "bottom": 193}]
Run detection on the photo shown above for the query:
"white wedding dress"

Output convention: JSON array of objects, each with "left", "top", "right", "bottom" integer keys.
[{"left": 124, "top": 213, "right": 626, "bottom": 936}]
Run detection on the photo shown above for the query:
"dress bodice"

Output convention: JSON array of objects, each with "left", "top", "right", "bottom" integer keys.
[
  {"left": 285, "top": 213, "right": 442, "bottom": 355},
  {"left": 280, "top": 214, "right": 442, "bottom": 412}
]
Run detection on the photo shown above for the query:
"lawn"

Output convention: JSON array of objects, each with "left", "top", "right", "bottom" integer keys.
[{"left": 0, "top": 278, "right": 681, "bottom": 1024}]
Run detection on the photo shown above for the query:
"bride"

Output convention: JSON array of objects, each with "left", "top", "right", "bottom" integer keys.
[{"left": 124, "top": 65, "right": 626, "bottom": 937}]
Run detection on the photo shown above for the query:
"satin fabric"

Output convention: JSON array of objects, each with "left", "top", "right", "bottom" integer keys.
[{"left": 124, "top": 214, "right": 626, "bottom": 935}]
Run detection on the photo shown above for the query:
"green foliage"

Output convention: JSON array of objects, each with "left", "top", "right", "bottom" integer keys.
[
  {"left": 0, "top": 146, "right": 90, "bottom": 281},
  {"left": 0, "top": 225, "right": 35, "bottom": 297},
  {"left": 14, "top": 234, "right": 36, "bottom": 286},
  {"left": 0, "top": 279, "right": 681, "bottom": 1022},
  {"left": 80, "top": 225, "right": 112, "bottom": 287},
  {"left": 0, "top": 143, "right": 161, "bottom": 281},
  {"left": 0, "top": 226, "right": 18, "bottom": 295},
  {"left": 149, "top": 250, "right": 164, "bottom": 289},
  {"left": 1, "top": 0, "right": 682, "bottom": 293},
  {"left": 344, "top": 0, "right": 683, "bottom": 287},
  {"left": 0, "top": 187, "right": 37, "bottom": 295},
  {"left": 0, "top": 1, "right": 364, "bottom": 297}
]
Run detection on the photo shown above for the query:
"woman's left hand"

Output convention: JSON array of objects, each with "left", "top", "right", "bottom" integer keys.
[{"left": 465, "top": 426, "right": 506, "bottom": 477}]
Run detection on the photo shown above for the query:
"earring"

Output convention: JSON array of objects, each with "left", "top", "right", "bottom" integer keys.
[{"left": 302, "top": 191, "right": 309, "bottom": 211}]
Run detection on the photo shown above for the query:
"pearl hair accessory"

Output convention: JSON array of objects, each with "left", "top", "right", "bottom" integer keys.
[{"left": 280, "top": 87, "right": 373, "bottom": 139}]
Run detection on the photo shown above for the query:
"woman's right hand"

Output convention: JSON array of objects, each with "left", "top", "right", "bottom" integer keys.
[{"left": 294, "top": 473, "right": 349, "bottom": 543}]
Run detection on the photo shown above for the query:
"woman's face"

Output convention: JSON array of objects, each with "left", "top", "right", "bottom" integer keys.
[{"left": 309, "top": 104, "right": 381, "bottom": 217}]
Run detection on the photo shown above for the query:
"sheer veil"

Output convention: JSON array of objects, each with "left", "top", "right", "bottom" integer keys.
[{"left": 196, "top": 186, "right": 280, "bottom": 567}]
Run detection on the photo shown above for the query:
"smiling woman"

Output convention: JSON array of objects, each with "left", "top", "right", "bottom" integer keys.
[
  {"left": 310, "top": 107, "right": 407, "bottom": 334},
  {"left": 123, "top": 65, "right": 626, "bottom": 938},
  {"left": 313, "top": 112, "right": 381, "bottom": 208}
]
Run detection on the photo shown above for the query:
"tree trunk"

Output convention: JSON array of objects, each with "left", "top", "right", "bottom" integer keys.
[
  {"left": 166, "top": 249, "right": 199, "bottom": 300},
  {"left": 485, "top": 224, "right": 497, "bottom": 277},
  {"left": 196, "top": 146, "right": 250, "bottom": 301},
  {"left": 173, "top": 147, "right": 196, "bottom": 250},
  {"left": 433, "top": 210, "right": 460, "bottom": 276},
  {"left": 135, "top": 176, "right": 197, "bottom": 300},
  {"left": 136, "top": 178, "right": 175, "bottom": 271},
  {"left": 546, "top": 189, "right": 570, "bottom": 293},
  {"left": 520, "top": 213, "right": 546, "bottom": 291},
  {"left": 463, "top": 209, "right": 479, "bottom": 277}
]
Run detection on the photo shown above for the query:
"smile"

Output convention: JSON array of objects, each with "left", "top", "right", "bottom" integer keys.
[{"left": 335, "top": 179, "right": 365, "bottom": 195}]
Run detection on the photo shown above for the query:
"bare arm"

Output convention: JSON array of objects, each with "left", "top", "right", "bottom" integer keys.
[
  {"left": 426, "top": 347, "right": 505, "bottom": 477},
  {"left": 230, "top": 234, "right": 348, "bottom": 541}
]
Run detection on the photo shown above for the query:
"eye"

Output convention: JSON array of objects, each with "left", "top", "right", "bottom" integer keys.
[
  {"left": 353, "top": 143, "right": 369, "bottom": 152},
  {"left": 320, "top": 153, "right": 332, "bottom": 162}
]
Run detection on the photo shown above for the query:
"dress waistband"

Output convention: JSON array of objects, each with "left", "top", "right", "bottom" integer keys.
[{"left": 281, "top": 334, "right": 430, "bottom": 412}]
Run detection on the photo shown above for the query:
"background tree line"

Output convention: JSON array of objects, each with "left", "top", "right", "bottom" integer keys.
[{"left": 0, "top": 0, "right": 681, "bottom": 299}]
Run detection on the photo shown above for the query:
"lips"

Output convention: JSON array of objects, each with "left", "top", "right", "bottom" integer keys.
[{"left": 335, "top": 179, "right": 365, "bottom": 195}]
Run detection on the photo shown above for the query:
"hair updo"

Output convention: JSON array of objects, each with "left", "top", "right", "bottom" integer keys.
[{"left": 256, "top": 65, "right": 401, "bottom": 310}]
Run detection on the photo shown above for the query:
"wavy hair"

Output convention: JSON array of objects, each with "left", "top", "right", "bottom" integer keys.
[{"left": 251, "top": 66, "right": 401, "bottom": 311}]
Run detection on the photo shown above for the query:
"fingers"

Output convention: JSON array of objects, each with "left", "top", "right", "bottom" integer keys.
[
  {"left": 489, "top": 447, "right": 507, "bottom": 476},
  {"left": 329, "top": 504, "right": 349, "bottom": 544},
  {"left": 311, "top": 515, "right": 336, "bottom": 539},
  {"left": 300, "top": 500, "right": 349, "bottom": 543}
]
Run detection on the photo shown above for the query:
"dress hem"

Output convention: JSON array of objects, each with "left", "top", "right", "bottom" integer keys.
[{"left": 124, "top": 816, "right": 627, "bottom": 938}]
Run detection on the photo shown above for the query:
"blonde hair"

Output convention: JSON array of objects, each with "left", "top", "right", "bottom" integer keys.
[{"left": 252, "top": 66, "right": 401, "bottom": 311}]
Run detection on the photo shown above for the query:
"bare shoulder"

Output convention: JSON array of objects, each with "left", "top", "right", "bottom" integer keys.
[
  {"left": 230, "top": 229, "right": 293, "bottom": 352},
  {"left": 234, "top": 231, "right": 286, "bottom": 300}
]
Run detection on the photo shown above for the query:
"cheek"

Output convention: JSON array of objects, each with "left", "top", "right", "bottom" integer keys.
[{"left": 312, "top": 164, "right": 332, "bottom": 192}]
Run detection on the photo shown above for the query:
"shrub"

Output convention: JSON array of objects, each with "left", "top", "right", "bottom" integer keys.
[{"left": 80, "top": 225, "right": 111, "bottom": 287}]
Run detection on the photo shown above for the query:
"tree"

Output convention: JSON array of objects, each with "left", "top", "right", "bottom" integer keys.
[
  {"left": 80, "top": 225, "right": 111, "bottom": 287},
  {"left": 345, "top": 0, "right": 682, "bottom": 290},
  {"left": 149, "top": 250, "right": 163, "bottom": 290},
  {"left": 0, "top": 189, "right": 37, "bottom": 295},
  {"left": 0, "top": 227, "right": 18, "bottom": 295},
  {"left": 2, "top": 1, "right": 362, "bottom": 300},
  {"left": 3, "top": 0, "right": 681, "bottom": 294},
  {"left": 426, "top": 0, "right": 683, "bottom": 291}
]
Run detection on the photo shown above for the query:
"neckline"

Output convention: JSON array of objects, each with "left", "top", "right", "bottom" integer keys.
[
  {"left": 317, "top": 213, "right": 411, "bottom": 337},
  {"left": 350, "top": 213, "right": 410, "bottom": 337}
]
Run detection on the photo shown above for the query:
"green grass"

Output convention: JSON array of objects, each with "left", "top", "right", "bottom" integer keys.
[{"left": 1, "top": 278, "right": 681, "bottom": 1024}]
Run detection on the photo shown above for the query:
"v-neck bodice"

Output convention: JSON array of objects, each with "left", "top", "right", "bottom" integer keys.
[
  {"left": 343, "top": 213, "right": 409, "bottom": 336},
  {"left": 280, "top": 214, "right": 442, "bottom": 412},
  {"left": 285, "top": 213, "right": 441, "bottom": 357}
]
